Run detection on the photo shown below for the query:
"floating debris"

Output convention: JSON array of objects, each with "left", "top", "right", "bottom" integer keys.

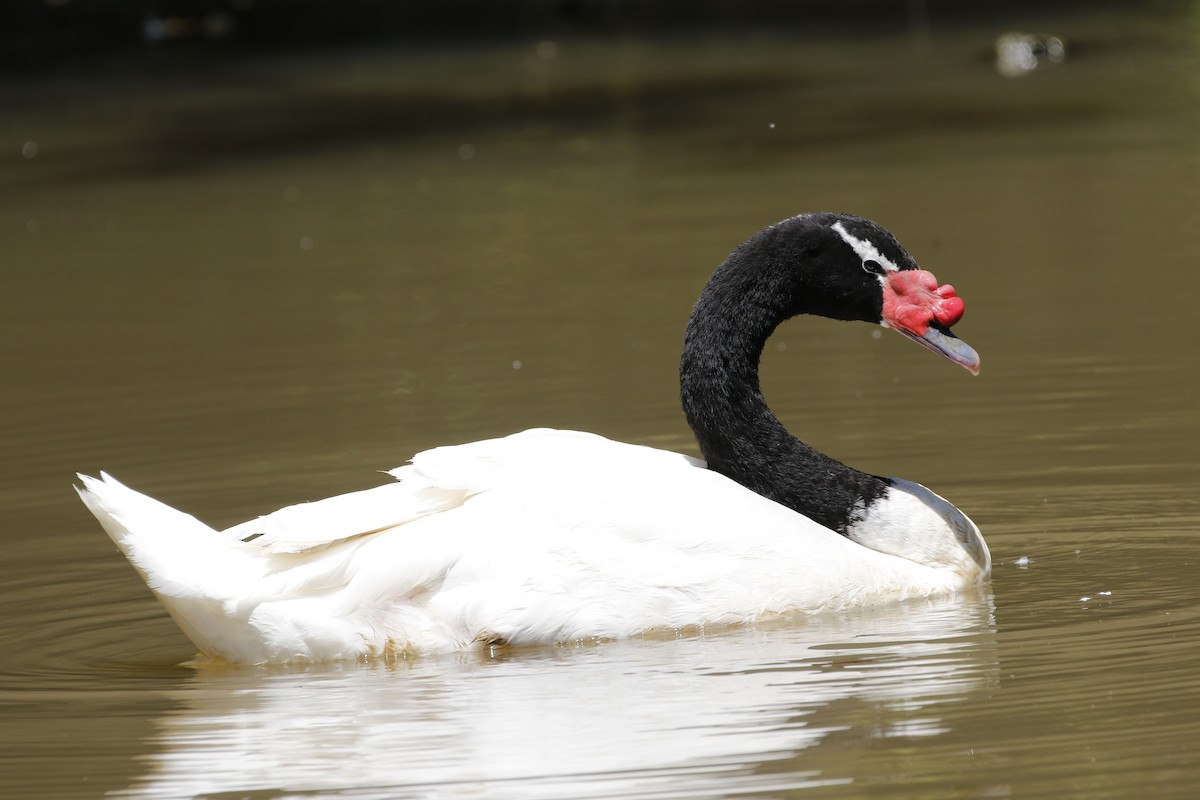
[{"left": 995, "top": 32, "right": 1066, "bottom": 77}]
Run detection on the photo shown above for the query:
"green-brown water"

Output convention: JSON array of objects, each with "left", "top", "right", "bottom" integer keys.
[{"left": 3, "top": 6, "right": 1199, "bottom": 798}]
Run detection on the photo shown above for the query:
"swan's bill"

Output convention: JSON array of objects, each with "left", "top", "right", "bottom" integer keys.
[{"left": 898, "top": 325, "right": 981, "bottom": 375}]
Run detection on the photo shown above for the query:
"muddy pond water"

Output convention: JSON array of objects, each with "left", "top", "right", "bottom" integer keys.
[{"left": 2, "top": 5, "right": 1198, "bottom": 798}]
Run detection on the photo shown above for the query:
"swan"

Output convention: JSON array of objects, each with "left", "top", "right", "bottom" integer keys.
[{"left": 77, "top": 212, "right": 991, "bottom": 664}]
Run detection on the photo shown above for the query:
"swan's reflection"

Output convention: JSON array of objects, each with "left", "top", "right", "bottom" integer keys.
[{"left": 115, "top": 593, "right": 995, "bottom": 800}]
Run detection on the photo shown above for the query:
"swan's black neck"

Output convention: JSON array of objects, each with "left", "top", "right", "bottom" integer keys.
[{"left": 679, "top": 215, "right": 892, "bottom": 535}]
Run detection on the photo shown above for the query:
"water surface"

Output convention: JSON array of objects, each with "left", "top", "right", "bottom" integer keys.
[{"left": 2, "top": 6, "right": 1198, "bottom": 798}]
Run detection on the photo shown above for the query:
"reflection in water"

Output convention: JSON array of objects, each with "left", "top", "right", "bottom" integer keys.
[{"left": 116, "top": 596, "right": 996, "bottom": 799}]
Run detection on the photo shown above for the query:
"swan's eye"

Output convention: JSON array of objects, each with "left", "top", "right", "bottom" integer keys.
[{"left": 862, "top": 260, "right": 886, "bottom": 276}]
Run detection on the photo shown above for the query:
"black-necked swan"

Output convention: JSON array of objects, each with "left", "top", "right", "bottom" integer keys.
[{"left": 77, "top": 212, "right": 991, "bottom": 664}]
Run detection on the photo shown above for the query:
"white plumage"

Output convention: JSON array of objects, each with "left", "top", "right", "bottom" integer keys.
[{"left": 77, "top": 429, "right": 984, "bottom": 664}]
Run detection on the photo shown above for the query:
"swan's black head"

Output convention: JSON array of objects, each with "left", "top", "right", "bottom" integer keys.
[
  {"left": 718, "top": 212, "right": 980, "bottom": 374},
  {"left": 737, "top": 212, "right": 916, "bottom": 323}
]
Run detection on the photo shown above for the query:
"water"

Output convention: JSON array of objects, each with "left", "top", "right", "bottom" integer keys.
[{"left": 3, "top": 5, "right": 1199, "bottom": 798}]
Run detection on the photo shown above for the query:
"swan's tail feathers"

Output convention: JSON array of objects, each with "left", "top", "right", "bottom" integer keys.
[{"left": 76, "top": 473, "right": 264, "bottom": 660}]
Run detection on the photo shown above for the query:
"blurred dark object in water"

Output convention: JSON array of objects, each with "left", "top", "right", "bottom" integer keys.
[
  {"left": 995, "top": 32, "right": 1066, "bottom": 77},
  {"left": 0, "top": 1, "right": 1119, "bottom": 69},
  {"left": 142, "top": 11, "right": 237, "bottom": 44}
]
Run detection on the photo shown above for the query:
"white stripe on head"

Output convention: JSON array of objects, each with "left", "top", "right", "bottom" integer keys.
[{"left": 831, "top": 221, "right": 899, "bottom": 273}]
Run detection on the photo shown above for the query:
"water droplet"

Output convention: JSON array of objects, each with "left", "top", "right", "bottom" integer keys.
[
  {"left": 283, "top": 186, "right": 300, "bottom": 202},
  {"left": 536, "top": 40, "right": 558, "bottom": 60},
  {"left": 415, "top": 178, "right": 431, "bottom": 194},
  {"left": 512, "top": 360, "right": 523, "bottom": 370},
  {"left": 21, "top": 141, "right": 38, "bottom": 159},
  {"left": 300, "top": 237, "right": 314, "bottom": 251},
  {"left": 25, "top": 219, "right": 39, "bottom": 234},
  {"left": 458, "top": 144, "right": 475, "bottom": 160}
]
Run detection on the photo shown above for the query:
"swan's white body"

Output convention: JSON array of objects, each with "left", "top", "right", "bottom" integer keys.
[{"left": 77, "top": 428, "right": 986, "bottom": 664}]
